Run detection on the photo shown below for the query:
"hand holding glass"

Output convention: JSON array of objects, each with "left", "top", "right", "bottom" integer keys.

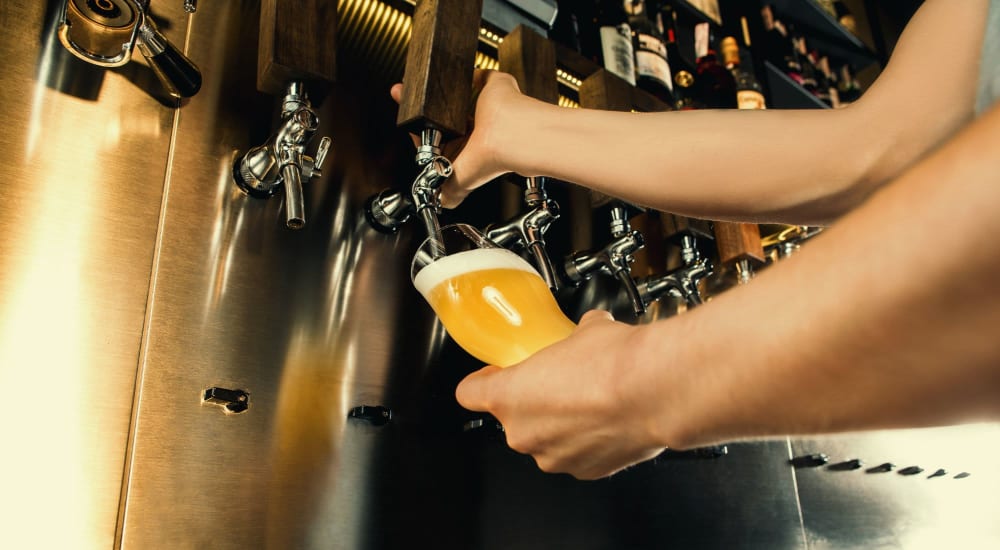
[{"left": 412, "top": 224, "right": 576, "bottom": 367}]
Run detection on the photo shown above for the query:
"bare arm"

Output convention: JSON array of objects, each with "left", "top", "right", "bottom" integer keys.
[
  {"left": 443, "top": 0, "right": 985, "bottom": 225},
  {"left": 455, "top": 102, "right": 1000, "bottom": 479},
  {"left": 652, "top": 100, "right": 1000, "bottom": 448}
]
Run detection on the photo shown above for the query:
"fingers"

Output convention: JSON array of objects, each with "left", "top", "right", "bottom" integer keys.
[
  {"left": 389, "top": 82, "right": 403, "bottom": 104},
  {"left": 455, "top": 365, "right": 504, "bottom": 412}
]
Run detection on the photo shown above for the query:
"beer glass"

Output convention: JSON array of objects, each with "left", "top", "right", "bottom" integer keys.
[{"left": 412, "top": 224, "right": 576, "bottom": 367}]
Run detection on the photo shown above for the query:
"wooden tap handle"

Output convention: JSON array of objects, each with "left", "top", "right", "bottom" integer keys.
[
  {"left": 579, "top": 69, "right": 633, "bottom": 113},
  {"left": 397, "top": 0, "right": 484, "bottom": 137},
  {"left": 713, "top": 221, "right": 766, "bottom": 266},
  {"left": 258, "top": 0, "right": 338, "bottom": 96},
  {"left": 498, "top": 25, "right": 558, "bottom": 105}
]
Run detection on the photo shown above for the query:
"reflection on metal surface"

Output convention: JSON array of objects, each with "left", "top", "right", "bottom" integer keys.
[
  {"left": 792, "top": 425, "right": 1000, "bottom": 549},
  {"left": 0, "top": 1, "right": 178, "bottom": 547}
]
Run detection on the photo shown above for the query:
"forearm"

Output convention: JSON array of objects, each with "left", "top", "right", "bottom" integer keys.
[
  {"left": 494, "top": 0, "right": 982, "bottom": 226},
  {"left": 503, "top": 99, "right": 873, "bottom": 224},
  {"left": 640, "top": 103, "right": 1000, "bottom": 449}
]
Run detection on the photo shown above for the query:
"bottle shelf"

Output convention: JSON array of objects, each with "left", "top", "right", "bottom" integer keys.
[
  {"left": 767, "top": 0, "right": 877, "bottom": 70},
  {"left": 764, "top": 61, "right": 829, "bottom": 109}
]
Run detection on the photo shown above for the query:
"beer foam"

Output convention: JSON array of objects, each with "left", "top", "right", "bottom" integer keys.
[{"left": 413, "top": 247, "right": 537, "bottom": 296}]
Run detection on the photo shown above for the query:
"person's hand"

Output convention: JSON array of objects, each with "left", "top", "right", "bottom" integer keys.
[
  {"left": 390, "top": 69, "right": 529, "bottom": 208},
  {"left": 455, "top": 310, "right": 672, "bottom": 480}
]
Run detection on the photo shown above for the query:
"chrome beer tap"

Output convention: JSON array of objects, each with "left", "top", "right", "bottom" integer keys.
[
  {"left": 366, "top": 128, "right": 452, "bottom": 247},
  {"left": 485, "top": 177, "right": 562, "bottom": 291},
  {"left": 563, "top": 204, "right": 646, "bottom": 316},
  {"left": 234, "top": 82, "right": 332, "bottom": 230},
  {"left": 57, "top": 0, "right": 203, "bottom": 98},
  {"left": 637, "top": 235, "right": 713, "bottom": 308}
]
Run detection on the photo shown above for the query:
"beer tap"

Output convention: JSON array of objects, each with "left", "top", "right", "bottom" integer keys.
[
  {"left": 232, "top": 0, "right": 337, "bottom": 229},
  {"left": 233, "top": 82, "right": 332, "bottom": 230},
  {"left": 56, "top": 0, "right": 202, "bottom": 98},
  {"left": 366, "top": 129, "right": 453, "bottom": 242},
  {"left": 364, "top": 0, "right": 484, "bottom": 243},
  {"left": 563, "top": 204, "right": 646, "bottom": 316},
  {"left": 485, "top": 177, "right": 562, "bottom": 290},
  {"left": 637, "top": 234, "right": 713, "bottom": 307},
  {"left": 482, "top": 26, "right": 565, "bottom": 290},
  {"left": 713, "top": 220, "right": 766, "bottom": 285}
]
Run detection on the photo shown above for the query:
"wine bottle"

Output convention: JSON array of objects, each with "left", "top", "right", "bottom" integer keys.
[
  {"left": 627, "top": 0, "right": 674, "bottom": 104},
  {"left": 589, "top": 0, "right": 637, "bottom": 85},
  {"left": 659, "top": 1, "right": 702, "bottom": 110},
  {"left": 693, "top": 22, "right": 736, "bottom": 109},
  {"left": 720, "top": 35, "right": 766, "bottom": 111}
]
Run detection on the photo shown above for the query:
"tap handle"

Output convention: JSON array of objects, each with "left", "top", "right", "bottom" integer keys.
[
  {"left": 136, "top": 16, "right": 202, "bottom": 98},
  {"left": 397, "top": 0, "right": 483, "bottom": 137},
  {"left": 498, "top": 25, "right": 559, "bottom": 105},
  {"left": 257, "top": 0, "right": 337, "bottom": 96},
  {"left": 713, "top": 221, "right": 765, "bottom": 274}
]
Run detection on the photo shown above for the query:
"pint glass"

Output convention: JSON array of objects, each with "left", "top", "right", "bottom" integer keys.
[{"left": 412, "top": 224, "right": 576, "bottom": 367}]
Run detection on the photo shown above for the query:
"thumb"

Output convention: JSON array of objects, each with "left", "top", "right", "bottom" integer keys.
[
  {"left": 455, "top": 365, "right": 504, "bottom": 411},
  {"left": 578, "top": 309, "right": 614, "bottom": 327},
  {"left": 389, "top": 83, "right": 403, "bottom": 104}
]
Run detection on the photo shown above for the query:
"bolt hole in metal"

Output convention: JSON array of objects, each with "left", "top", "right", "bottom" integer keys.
[{"left": 202, "top": 387, "right": 250, "bottom": 414}]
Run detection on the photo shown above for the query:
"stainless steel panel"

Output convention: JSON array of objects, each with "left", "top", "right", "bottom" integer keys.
[
  {"left": 120, "top": 1, "right": 451, "bottom": 547},
  {"left": 0, "top": 1, "right": 175, "bottom": 547},
  {"left": 792, "top": 425, "right": 1000, "bottom": 549}
]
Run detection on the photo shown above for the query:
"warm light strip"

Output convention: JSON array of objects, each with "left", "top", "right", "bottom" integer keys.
[{"left": 338, "top": 0, "right": 580, "bottom": 105}]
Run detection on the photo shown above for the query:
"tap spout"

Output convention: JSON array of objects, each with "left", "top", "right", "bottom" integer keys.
[{"left": 486, "top": 198, "right": 562, "bottom": 291}]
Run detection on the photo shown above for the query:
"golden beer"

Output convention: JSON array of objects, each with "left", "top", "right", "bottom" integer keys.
[{"left": 414, "top": 247, "right": 576, "bottom": 367}]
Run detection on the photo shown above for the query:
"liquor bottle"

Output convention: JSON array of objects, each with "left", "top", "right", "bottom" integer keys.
[
  {"left": 627, "top": 0, "right": 674, "bottom": 104},
  {"left": 583, "top": 0, "right": 637, "bottom": 85},
  {"left": 693, "top": 22, "right": 736, "bottom": 109},
  {"left": 659, "top": 1, "right": 702, "bottom": 110},
  {"left": 720, "top": 35, "right": 766, "bottom": 110}
]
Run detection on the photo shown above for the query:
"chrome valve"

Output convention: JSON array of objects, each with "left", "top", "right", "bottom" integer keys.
[
  {"left": 486, "top": 177, "right": 562, "bottom": 291},
  {"left": 637, "top": 235, "right": 713, "bottom": 308},
  {"left": 57, "top": 0, "right": 203, "bottom": 98},
  {"left": 234, "top": 82, "right": 332, "bottom": 230},
  {"left": 366, "top": 128, "right": 451, "bottom": 244},
  {"left": 563, "top": 204, "right": 646, "bottom": 316}
]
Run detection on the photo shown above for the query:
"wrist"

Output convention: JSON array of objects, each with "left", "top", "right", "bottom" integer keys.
[
  {"left": 492, "top": 94, "right": 557, "bottom": 177},
  {"left": 629, "top": 311, "right": 730, "bottom": 451}
]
